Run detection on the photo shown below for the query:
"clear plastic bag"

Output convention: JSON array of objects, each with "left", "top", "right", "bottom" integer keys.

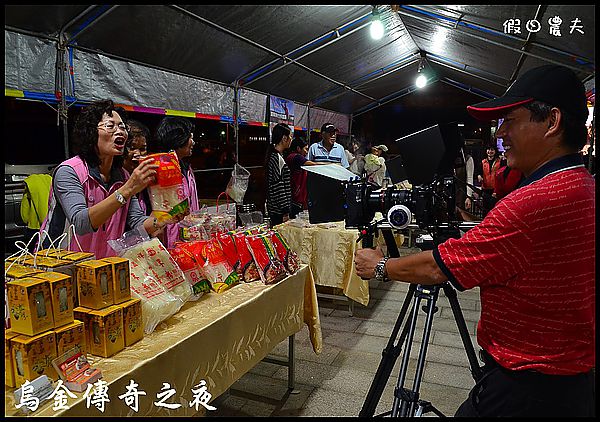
[
  {"left": 225, "top": 163, "right": 251, "bottom": 204},
  {"left": 108, "top": 227, "right": 187, "bottom": 334},
  {"left": 145, "top": 152, "right": 190, "bottom": 223}
]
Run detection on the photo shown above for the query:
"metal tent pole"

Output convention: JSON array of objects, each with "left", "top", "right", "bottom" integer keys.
[
  {"left": 508, "top": 5, "right": 547, "bottom": 83},
  {"left": 169, "top": 5, "right": 376, "bottom": 103},
  {"left": 397, "top": 7, "right": 594, "bottom": 76}
]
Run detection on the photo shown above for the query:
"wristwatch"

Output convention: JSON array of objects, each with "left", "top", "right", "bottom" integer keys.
[
  {"left": 374, "top": 256, "right": 389, "bottom": 282},
  {"left": 114, "top": 190, "right": 127, "bottom": 206}
]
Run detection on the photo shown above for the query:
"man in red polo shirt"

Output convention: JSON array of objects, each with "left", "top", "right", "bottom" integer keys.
[{"left": 354, "top": 65, "right": 595, "bottom": 417}]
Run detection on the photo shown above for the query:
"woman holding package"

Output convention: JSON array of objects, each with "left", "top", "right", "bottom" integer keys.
[
  {"left": 153, "top": 116, "right": 200, "bottom": 248},
  {"left": 39, "top": 99, "right": 166, "bottom": 259}
]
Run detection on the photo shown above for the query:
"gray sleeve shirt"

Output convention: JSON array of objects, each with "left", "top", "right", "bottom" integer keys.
[{"left": 53, "top": 165, "right": 147, "bottom": 235}]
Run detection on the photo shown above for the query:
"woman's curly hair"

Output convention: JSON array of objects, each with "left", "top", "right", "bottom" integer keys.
[{"left": 72, "top": 99, "right": 127, "bottom": 167}]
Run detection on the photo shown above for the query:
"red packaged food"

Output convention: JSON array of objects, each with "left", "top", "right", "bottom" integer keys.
[
  {"left": 144, "top": 152, "right": 189, "bottom": 223},
  {"left": 216, "top": 232, "right": 239, "bottom": 271},
  {"left": 200, "top": 239, "right": 240, "bottom": 293},
  {"left": 168, "top": 245, "right": 211, "bottom": 299},
  {"left": 233, "top": 232, "right": 260, "bottom": 282},
  {"left": 245, "top": 233, "right": 287, "bottom": 285},
  {"left": 269, "top": 230, "right": 300, "bottom": 274}
]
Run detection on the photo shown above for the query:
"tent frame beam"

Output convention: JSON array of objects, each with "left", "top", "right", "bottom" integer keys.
[
  {"left": 169, "top": 5, "right": 376, "bottom": 103},
  {"left": 508, "top": 5, "right": 547, "bottom": 83},
  {"left": 397, "top": 6, "right": 594, "bottom": 76},
  {"left": 239, "top": 11, "right": 372, "bottom": 86}
]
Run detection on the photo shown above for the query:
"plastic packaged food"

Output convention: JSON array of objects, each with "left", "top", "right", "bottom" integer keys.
[
  {"left": 216, "top": 232, "right": 240, "bottom": 272},
  {"left": 129, "top": 259, "right": 183, "bottom": 334},
  {"left": 145, "top": 152, "right": 190, "bottom": 223},
  {"left": 168, "top": 244, "right": 211, "bottom": 300},
  {"left": 233, "top": 232, "right": 260, "bottom": 282},
  {"left": 245, "top": 233, "right": 287, "bottom": 285},
  {"left": 269, "top": 230, "right": 300, "bottom": 274},
  {"left": 200, "top": 239, "right": 240, "bottom": 293}
]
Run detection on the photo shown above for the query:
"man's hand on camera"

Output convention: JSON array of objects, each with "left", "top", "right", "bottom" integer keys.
[{"left": 355, "top": 246, "right": 384, "bottom": 279}]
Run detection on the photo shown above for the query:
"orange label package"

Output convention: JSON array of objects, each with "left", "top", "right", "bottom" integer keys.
[
  {"left": 119, "top": 298, "right": 143, "bottom": 347},
  {"left": 101, "top": 257, "right": 131, "bottom": 305},
  {"left": 88, "top": 305, "right": 124, "bottom": 358},
  {"left": 54, "top": 319, "right": 87, "bottom": 356},
  {"left": 33, "top": 271, "right": 74, "bottom": 329},
  {"left": 11, "top": 331, "right": 58, "bottom": 386},
  {"left": 7, "top": 278, "right": 54, "bottom": 336},
  {"left": 76, "top": 260, "right": 114, "bottom": 309}
]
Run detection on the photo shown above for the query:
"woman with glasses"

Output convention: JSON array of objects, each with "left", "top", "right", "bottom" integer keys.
[
  {"left": 153, "top": 116, "right": 200, "bottom": 248},
  {"left": 123, "top": 119, "right": 152, "bottom": 215},
  {"left": 39, "top": 99, "right": 165, "bottom": 258}
]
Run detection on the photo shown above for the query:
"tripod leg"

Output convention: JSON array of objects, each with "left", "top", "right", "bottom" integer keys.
[
  {"left": 407, "top": 285, "right": 440, "bottom": 416},
  {"left": 442, "top": 283, "right": 483, "bottom": 381},
  {"left": 394, "top": 285, "right": 441, "bottom": 417},
  {"left": 359, "top": 283, "right": 417, "bottom": 417},
  {"left": 391, "top": 289, "right": 426, "bottom": 417}
]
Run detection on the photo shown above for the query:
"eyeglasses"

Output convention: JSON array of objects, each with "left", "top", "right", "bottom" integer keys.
[{"left": 97, "top": 121, "right": 130, "bottom": 133}]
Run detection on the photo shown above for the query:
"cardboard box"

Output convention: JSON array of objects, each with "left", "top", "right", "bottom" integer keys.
[
  {"left": 5, "top": 329, "right": 20, "bottom": 387},
  {"left": 11, "top": 331, "right": 58, "bottom": 386},
  {"left": 22, "top": 256, "right": 71, "bottom": 270},
  {"left": 5, "top": 262, "right": 44, "bottom": 282},
  {"left": 33, "top": 272, "right": 74, "bottom": 329},
  {"left": 4, "top": 263, "right": 43, "bottom": 331},
  {"left": 7, "top": 278, "right": 54, "bottom": 336},
  {"left": 73, "top": 307, "right": 93, "bottom": 352},
  {"left": 35, "top": 248, "right": 75, "bottom": 260},
  {"left": 54, "top": 320, "right": 87, "bottom": 356},
  {"left": 101, "top": 257, "right": 131, "bottom": 305},
  {"left": 119, "top": 298, "right": 143, "bottom": 347},
  {"left": 53, "top": 251, "right": 96, "bottom": 309},
  {"left": 76, "top": 260, "right": 114, "bottom": 310},
  {"left": 88, "top": 305, "right": 124, "bottom": 358}
]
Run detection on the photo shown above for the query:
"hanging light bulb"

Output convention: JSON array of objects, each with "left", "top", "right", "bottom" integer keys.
[
  {"left": 415, "top": 54, "right": 428, "bottom": 88},
  {"left": 370, "top": 8, "right": 384, "bottom": 40}
]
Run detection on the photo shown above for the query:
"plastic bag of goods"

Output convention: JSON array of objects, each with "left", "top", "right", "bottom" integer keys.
[
  {"left": 245, "top": 233, "right": 287, "bottom": 285},
  {"left": 145, "top": 152, "right": 190, "bottom": 223},
  {"left": 225, "top": 163, "right": 251, "bottom": 204},
  {"left": 233, "top": 232, "right": 260, "bottom": 282},
  {"left": 215, "top": 232, "right": 240, "bottom": 272},
  {"left": 108, "top": 227, "right": 192, "bottom": 330},
  {"left": 123, "top": 238, "right": 193, "bottom": 304},
  {"left": 269, "top": 229, "right": 300, "bottom": 274},
  {"left": 168, "top": 243, "right": 211, "bottom": 300},
  {"left": 129, "top": 260, "right": 183, "bottom": 334},
  {"left": 200, "top": 239, "right": 240, "bottom": 293},
  {"left": 179, "top": 212, "right": 210, "bottom": 242}
]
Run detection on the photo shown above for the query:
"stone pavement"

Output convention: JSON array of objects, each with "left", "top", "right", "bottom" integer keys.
[{"left": 210, "top": 246, "right": 482, "bottom": 417}]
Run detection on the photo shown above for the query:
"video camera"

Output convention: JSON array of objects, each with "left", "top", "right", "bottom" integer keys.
[
  {"left": 344, "top": 176, "right": 455, "bottom": 231},
  {"left": 343, "top": 123, "right": 465, "bottom": 242}
]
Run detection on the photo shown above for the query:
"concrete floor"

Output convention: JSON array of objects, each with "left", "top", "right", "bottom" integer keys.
[{"left": 210, "top": 247, "right": 483, "bottom": 417}]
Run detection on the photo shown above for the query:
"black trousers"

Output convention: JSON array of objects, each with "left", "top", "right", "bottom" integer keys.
[
  {"left": 269, "top": 213, "right": 284, "bottom": 227},
  {"left": 455, "top": 350, "right": 595, "bottom": 417}
]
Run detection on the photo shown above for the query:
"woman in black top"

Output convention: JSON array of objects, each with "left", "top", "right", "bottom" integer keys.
[{"left": 265, "top": 123, "right": 292, "bottom": 226}]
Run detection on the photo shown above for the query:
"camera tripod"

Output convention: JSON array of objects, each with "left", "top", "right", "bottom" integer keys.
[{"left": 357, "top": 222, "right": 483, "bottom": 417}]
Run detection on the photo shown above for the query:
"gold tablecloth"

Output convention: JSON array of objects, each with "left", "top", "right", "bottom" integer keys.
[
  {"left": 275, "top": 221, "right": 371, "bottom": 306},
  {"left": 5, "top": 265, "right": 321, "bottom": 417}
]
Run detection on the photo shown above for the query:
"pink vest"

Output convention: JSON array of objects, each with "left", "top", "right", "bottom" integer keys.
[
  {"left": 40, "top": 156, "right": 131, "bottom": 258},
  {"left": 163, "top": 164, "right": 199, "bottom": 249}
]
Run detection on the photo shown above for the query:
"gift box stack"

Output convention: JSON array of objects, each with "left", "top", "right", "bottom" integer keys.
[
  {"left": 4, "top": 250, "right": 143, "bottom": 390},
  {"left": 72, "top": 257, "right": 143, "bottom": 360},
  {"left": 5, "top": 249, "right": 88, "bottom": 389}
]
